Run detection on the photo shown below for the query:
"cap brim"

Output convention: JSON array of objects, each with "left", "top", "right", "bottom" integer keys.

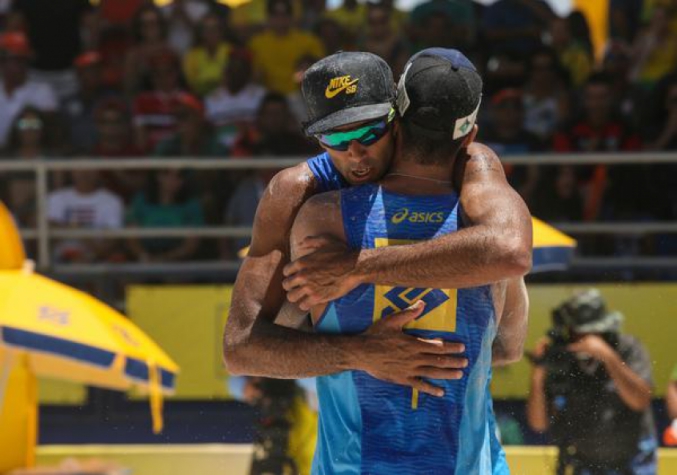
[{"left": 304, "top": 103, "right": 392, "bottom": 136}]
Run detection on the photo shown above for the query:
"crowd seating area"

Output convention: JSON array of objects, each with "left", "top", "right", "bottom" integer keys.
[{"left": 0, "top": 0, "right": 676, "bottom": 266}]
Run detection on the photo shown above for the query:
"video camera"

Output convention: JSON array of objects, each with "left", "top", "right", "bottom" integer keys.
[{"left": 528, "top": 289, "right": 622, "bottom": 395}]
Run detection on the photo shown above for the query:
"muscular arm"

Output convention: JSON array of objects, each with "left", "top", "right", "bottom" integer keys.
[
  {"left": 492, "top": 277, "right": 529, "bottom": 366},
  {"left": 351, "top": 143, "right": 532, "bottom": 288},
  {"left": 602, "top": 350, "right": 652, "bottom": 412},
  {"left": 283, "top": 144, "right": 532, "bottom": 310},
  {"left": 526, "top": 365, "right": 549, "bottom": 433},
  {"left": 224, "top": 173, "right": 467, "bottom": 393},
  {"left": 223, "top": 165, "right": 360, "bottom": 378},
  {"left": 668, "top": 379, "right": 677, "bottom": 420}
]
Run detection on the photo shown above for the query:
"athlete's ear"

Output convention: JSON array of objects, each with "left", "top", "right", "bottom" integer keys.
[{"left": 462, "top": 124, "right": 478, "bottom": 147}]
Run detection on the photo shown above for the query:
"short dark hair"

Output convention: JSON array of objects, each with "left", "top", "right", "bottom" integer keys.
[{"left": 400, "top": 117, "right": 465, "bottom": 166}]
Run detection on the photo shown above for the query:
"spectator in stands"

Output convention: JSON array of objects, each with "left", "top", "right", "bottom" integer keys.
[
  {"left": 314, "top": 17, "right": 349, "bottom": 57},
  {"left": 553, "top": 73, "right": 642, "bottom": 222},
  {"left": 480, "top": 88, "right": 543, "bottom": 204},
  {"left": 300, "top": 0, "right": 327, "bottom": 31},
  {"left": 629, "top": 3, "right": 677, "bottom": 88},
  {"left": 523, "top": 48, "right": 570, "bottom": 142},
  {"left": 231, "top": 92, "right": 316, "bottom": 157},
  {"left": 549, "top": 16, "right": 592, "bottom": 88},
  {"left": 8, "top": 0, "right": 96, "bottom": 101},
  {"left": 287, "top": 55, "right": 318, "bottom": 124},
  {"left": 205, "top": 48, "right": 266, "bottom": 151},
  {"left": 132, "top": 48, "right": 187, "bottom": 151},
  {"left": 358, "top": 1, "right": 410, "bottom": 77},
  {"left": 483, "top": 50, "right": 529, "bottom": 97},
  {"left": 91, "top": 98, "right": 145, "bottom": 203},
  {"left": 601, "top": 40, "right": 640, "bottom": 125},
  {"left": 0, "top": 32, "right": 57, "bottom": 149},
  {"left": 160, "top": 0, "right": 212, "bottom": 56},
  {"left": 409, "top": 0, "right": 476, "bottom": 51},
  {"left": 531, "top": 165, "right": 584, "bottom": 222},
  {"left": 124, "top": 4, "right": 170, "bottom": 96},
  {"left": 609, "top": 0, "right": 644, "bottom": 42},
  {"left": 526, "top": 289, "right": 657, "bottom": 475},
  {"left": 47, "top": 169, "right": 124, "bottom": 263},
  {"left": 324, "top": 0, "right": 366, "bottom": 38},
  {"left": 126, "top": 168, "right": 203, "bottom": 262},
  {"left": 0, "top": 107, "right": 52, "bottom": 228},
  {"left": 665, "top": 364, "right": 677, "bottom": 446},
  {"left": 62, "top": 52, "right": 114, "bottom": 154},
  {"left": 481, "top": 0, "right": 555, "bottom": 56},
  {"left": 154, "top": 92, "right": 225, "bottom": 157},
  {"left": 222, "top": 93, "right": 315, "bottom": 256},
  {"left": 183, "top": 11, "right": 233, "bottom": 97},
  {"left": 643, "top": 74, "right": 677, "bottom": 229},
  {"left": 646, "top": 74, "right": 677, "bottom": 151},
  {"left": 92, "top": 98, "right": 141, "bottom": 159},
  {"left": 248, "top": 0, "right": 324, "bottom": 95}
]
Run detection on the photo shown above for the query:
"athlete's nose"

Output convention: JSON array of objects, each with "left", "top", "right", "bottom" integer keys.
[{"left": 346, "top": 140, "right": 368, "bottom": 159}]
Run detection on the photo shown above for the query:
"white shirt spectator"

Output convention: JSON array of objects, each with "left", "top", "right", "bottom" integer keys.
[
  {"left": 206, "top": 84, "right": 266, "bottom": 148},
  {"left": 47, "top": 187, "right": 123, "bottom": 262},
  {"left": 161, "top": 0, "right": 211, "bottom": 55},
  {"left": 0, "top": 79, "right": 57, "bottom": 147},
  {"left": 47, "top": 188, "right": 123, "bottom": 228}
]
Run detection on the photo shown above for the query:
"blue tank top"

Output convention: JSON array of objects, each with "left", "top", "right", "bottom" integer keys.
[{"left": 306, "top": 155, "right": 509, "bottom": 475}]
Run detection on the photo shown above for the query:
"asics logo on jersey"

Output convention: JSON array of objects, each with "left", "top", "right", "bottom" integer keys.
[
  {"left": 325, "top": 75, "right": 359, "bottom": 98},
  {"left": 391, "top": 208, "right": 445, "bottom": 224}
]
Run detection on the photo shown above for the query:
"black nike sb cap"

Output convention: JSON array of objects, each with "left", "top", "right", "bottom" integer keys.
[
  {"left": 302, "top": 51, "right": 395, "bottom": 136},
  {"left": 397, "top": 48, "right": 483, "bottom": 140}
]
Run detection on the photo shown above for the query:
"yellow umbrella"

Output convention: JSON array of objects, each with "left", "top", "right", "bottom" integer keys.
[
  {"left": 0, "top": 264, "right": 179, "bottom": 433},
  {"left": 0, "top": 201, "right": 25, "bottom": 270},
  {"left": 531, "top": 217, "right": 577, "bottom": 273},
  {"left": 239, "top": 217, "right": 577, "bottom": 273}
]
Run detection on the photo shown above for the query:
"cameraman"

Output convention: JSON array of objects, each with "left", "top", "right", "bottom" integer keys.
[{"left": 526, "top": 289, "right": 657, "bottom": 475}]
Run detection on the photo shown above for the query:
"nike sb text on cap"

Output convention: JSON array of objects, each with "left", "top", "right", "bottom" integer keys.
[
  {"left": 302, "top": 52, "right": 395, "bottom": 136},
  {"left": 397, "top": 48, "right": 482, "bottom": 140}
]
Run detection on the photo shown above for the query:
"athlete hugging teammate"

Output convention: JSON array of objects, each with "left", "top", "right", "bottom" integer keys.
[{"left": 224, "top": 49, "right": 532, "bottom": 475}]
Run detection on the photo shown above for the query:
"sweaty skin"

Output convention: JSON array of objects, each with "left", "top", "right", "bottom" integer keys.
[
  {"left": 223, "top": 141, "right": 531, "bottom": 392},
  {"left": 283, "top": 142, "right": 533, "bottom": 310},
  {"left": 289, "top": 190, "right": 529, "bottom": 373}
]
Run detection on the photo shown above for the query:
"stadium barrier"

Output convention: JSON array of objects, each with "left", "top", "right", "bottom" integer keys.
[{"left": 2, "top": 152, "right": 677, "bottom": 272}]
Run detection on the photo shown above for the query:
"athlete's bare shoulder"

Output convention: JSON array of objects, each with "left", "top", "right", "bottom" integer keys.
[
  {"left": 453, "top": 142, "right": 506, "bottom": 190},
  {"left": 264, "top": 162, "right": 318, "bottom": 203},
  {"left": 464, "top": 142, "right": 505, "bottom": 178},
  {"left": 249, "top": 162, "right": 320, "bottom": 256}
]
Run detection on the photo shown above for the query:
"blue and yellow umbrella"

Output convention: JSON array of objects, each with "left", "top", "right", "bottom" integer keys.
[
  {"left": 531, "top": 217, "right": 577, "bottom": 273},
  {"left": 1, "top": 201, "right": 178, "bottom": 434},
  {"left": 0, "top": 265, "right": 179, "bottom": 433}
]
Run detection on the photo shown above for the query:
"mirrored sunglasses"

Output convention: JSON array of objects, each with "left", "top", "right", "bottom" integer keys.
[{"left": 316, "top": 108, "right": 395, "bottom": 151}]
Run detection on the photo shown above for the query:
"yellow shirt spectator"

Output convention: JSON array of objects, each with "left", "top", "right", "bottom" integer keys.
[
  {"left": 249, "top": 29, "right": 325, "bottom": 94},
  {"left": 231, "top": 0, "right": 303, "bottom": 30},
  {"left": 183, "top": 43, "right": 232, "bottom": 97}
]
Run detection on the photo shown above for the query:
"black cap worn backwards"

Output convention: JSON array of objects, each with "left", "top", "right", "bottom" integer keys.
[
  {"left": 302, "top": 51, "right": 395, "bottom": 136},
  {"left": 397, "top": 48, "right": 483, "bottom": 140}
]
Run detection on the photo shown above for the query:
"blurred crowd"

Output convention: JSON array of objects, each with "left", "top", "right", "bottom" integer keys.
[{"left": 0, "top": 0, "right": 677, "bottom": 265}]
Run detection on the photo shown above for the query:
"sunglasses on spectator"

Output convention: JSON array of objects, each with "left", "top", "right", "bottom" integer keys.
[
  {"left": 17, "top": 117, "right": 42, "bottom": 131},
  {"left": 316, "top": 108, "right": 395, "bottom": 151}
]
